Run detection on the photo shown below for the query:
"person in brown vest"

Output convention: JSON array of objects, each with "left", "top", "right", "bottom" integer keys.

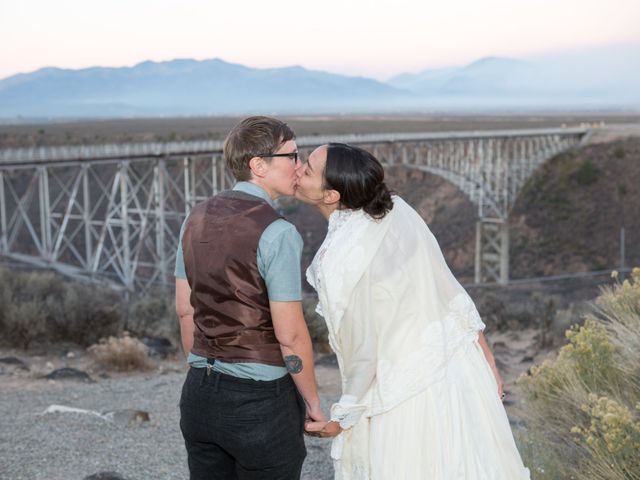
[{"left": 175, "top": 116, "right": 324, "bottom": 479}]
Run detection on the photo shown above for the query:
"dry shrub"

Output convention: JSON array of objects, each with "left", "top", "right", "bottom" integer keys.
[
  {"left": 517, "top": 267, "right": 640, "bottom": 479},
  {"left": 88, "top": 333, "right": 153, "bottom": 371},
  {"left": 0, "top": 266, "right": 122, "bottom": 348},
  {"left": 126, "top": 289, "right": 179, "bottom": 344}
]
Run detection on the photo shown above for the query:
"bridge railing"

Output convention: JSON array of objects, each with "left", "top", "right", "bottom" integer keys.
[{"left": 0, "top": 127, "right": 588, "bottom": 166}]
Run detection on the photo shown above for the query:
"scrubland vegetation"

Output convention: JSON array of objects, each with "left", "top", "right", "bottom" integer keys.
[
  {"left": 0, "top": 266, "right": 178, "bottom": 350},
  {"left": 517, "top": 268, "right": 640, "bottom": 479}
]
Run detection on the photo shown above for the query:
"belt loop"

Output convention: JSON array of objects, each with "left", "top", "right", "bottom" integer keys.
[
  {"left": 199, "top": 367, "right": 207, "bottom": 386},
  {"left": 213, "top": 373, "right": 221, "bottom": 393},
  {"left": 276, "top": 378, "right": 281, "bottom": 397}
]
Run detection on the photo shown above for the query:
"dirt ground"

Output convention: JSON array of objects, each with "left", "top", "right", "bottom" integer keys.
[{"left": 0, "top": 324, "right": 546, "bottom": 422}]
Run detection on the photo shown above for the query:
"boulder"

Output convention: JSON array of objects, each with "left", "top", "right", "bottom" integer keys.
[{"left": 44, "top": 367, "right": 93, "bottom": 383}]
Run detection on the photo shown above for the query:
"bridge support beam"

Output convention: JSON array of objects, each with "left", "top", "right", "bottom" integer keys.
[{"left": 474, "top": 218, "right": 509, "bottom": 285}]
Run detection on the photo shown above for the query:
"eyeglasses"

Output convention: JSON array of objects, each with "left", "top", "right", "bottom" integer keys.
[{"left": 257, "top": 151, "right": 299, "bottom": 164}]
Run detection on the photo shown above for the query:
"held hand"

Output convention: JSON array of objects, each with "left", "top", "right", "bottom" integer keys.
[
  {"left": 304, "top": 420, "right": 342, "bottom": 438},
  {"left": 305, "top": 402, "right": 327, "bottom": 422},
  {"left": 490, "top": 364, "right": 505, "bottom": 400}
]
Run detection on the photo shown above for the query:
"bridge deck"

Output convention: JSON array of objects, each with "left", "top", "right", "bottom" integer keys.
[{"left": 0, "top": 127, "right": 588, "bottom": 166}]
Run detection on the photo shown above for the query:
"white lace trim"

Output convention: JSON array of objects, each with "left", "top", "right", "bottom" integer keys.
[
  {"left": 306, "top": 207, "right": 359, "bottom": 318},
  {"left": 330, "top": 394, "right": 367, "bottom": 430},
  {"left": 446, "top": 291, "right": 486, "bottom": 333}
]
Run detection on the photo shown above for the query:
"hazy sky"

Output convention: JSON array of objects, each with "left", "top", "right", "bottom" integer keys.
[{"left": 1, "top": 0, "right": 639, "bottom": 80}]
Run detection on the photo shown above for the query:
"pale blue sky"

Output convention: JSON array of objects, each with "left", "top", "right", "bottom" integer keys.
[{"left": 1, "top": 0, "right": 639, "bottom": 80}]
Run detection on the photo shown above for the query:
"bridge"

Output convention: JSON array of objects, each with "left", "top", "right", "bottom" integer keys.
[{"left": 0, "top": 127, "right": 588, "bottom": 290}]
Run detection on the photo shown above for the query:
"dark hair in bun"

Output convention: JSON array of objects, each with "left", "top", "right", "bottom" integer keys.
[{"left": 323, "top": 143, "right": 393, "bottom": 219}]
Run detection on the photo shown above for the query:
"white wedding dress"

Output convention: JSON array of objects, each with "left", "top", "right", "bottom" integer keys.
[{"left": 307, "top": 197, "right": 530, "bottom": 480}]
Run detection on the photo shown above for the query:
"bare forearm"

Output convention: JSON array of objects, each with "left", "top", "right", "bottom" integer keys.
[
  {"left": 179, "top": 315, "right": 195, "bottom": 358},
  {"left": 271, "top": 300, "right": 324, "bottom": 420},
  {"left": 478, "top": 331, "right": 496, "bottom": 368},
  {"left": 280, "top": 332, "right": 321, "bottom": 411},
  {"left": 478, "top": 331, "right": 505, "bottom": 397},
  {"left": 175, "top": 279, "right": 195, "bottom": 358}
]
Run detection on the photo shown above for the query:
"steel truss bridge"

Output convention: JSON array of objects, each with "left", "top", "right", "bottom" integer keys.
[{"left": 0, "top": 127, "right": 587, "bottom": 290}]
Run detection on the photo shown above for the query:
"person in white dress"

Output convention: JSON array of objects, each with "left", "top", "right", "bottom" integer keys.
[{"left": 296, "top": 143, "right": 530, "bottom": 480}]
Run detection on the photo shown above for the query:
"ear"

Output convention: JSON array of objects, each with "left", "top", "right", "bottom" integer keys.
[
  {"left": 323, "top": 189, "right": 341, "bottom": 206},
  {"left": 249, "top": 156, "right": 267, "bottom": 178}
]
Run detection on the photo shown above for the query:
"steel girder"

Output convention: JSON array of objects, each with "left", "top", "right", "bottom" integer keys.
[
  {"left": 0, "top": 128, "right": 588, "bottom": 289},
  {"left": 0, "top": 153, "right": 232, "bottom": 291}
]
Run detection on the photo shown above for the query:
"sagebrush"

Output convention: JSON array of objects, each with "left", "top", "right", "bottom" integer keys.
[
  {"left": 0, "top": 267, "right": 178, "bottom": 349},
  {"left": 88, "top": 333, "right": 153, "bottom": 371},
  {"left": 0, "top": 267, "right": 121, "bottom": 348},
  {"left": 517, "top": 268, "right": 640, "bottom": 480}
]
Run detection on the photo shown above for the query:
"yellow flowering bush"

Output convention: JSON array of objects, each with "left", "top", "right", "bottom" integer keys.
[
  {"left": 599, "top": 267, "right": 640, "bottom": 323},
  {"left": 560, "top": 318, "right": 616, "bottom": 389},
  {"left": 517, "top": 267, "right": 640, "bottom": 479},
  {"left": 571, "top": 395, "right": 640, "bottom": 478}
]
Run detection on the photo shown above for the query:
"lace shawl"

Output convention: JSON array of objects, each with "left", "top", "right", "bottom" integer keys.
[{"left": 306, "top": 197, "right": 486, "bottom": 479}]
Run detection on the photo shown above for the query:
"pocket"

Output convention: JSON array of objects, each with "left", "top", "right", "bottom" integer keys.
[{"left": 217, "top": 390, "right": 275, "bottom": 425}]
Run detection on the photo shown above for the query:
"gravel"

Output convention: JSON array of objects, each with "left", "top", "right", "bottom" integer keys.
[{"left": 0, "top": 365, "right": 338, "bottom": 480}]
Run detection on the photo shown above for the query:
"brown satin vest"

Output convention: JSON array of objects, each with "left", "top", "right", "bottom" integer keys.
[{"left": 182, "top": 190, "right": 285, "bottom": 366}]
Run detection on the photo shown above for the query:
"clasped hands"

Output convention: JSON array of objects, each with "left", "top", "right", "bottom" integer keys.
[
  {"left": 304, "top": 419, "right": 342, "bottom": 438},
  {"left": 304, "top": 406, "right": 342, "bottom": 438}
]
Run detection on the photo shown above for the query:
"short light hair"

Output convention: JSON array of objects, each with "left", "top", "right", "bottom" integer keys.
[{"left": 223, "top": 116, "right": 295, "bottom": 181}]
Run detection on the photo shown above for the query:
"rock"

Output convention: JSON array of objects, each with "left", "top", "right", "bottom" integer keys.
[
  {"left": 42, "top": 405, "right": 105, "bottom": 419},
  {"left": 0, "top": 356, "right": 29, "bottom": 370},
  {"left": 141, "top": 336, "right": 176, "bottom": 359},
  {"left": 44, "top": 367, "right": 94, "bottom": 383},
  {"left": 102, "top": 409, "right": 150, "bottom": 425},
  {"left": 83, "top": 472, "right": 128, "bottom": 480},
  {"left": 42, "top": 405, "right": 150, "bottom": 425},
  {"left": 66, "top": 351, "right": 76, "bottom": 359}
]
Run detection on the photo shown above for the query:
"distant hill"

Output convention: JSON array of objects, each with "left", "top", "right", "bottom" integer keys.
[
  {"left": 389, "top": 56, "right": 535, "bottom": 95},
  {"left": 509, "top": 137, "right": 640, "bottom": 278},
  {"left": 1, "top": 43, "right": 638, "bottom": 118},
  {"left": 388, "top": 45, "right": 640, "bottom": 108},
  {"left": 0, "top": 58, "right": 411, "bottom": 117}
]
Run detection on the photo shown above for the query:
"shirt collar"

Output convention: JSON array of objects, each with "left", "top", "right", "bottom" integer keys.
[{"left": 233, "top": 181, "right": 276, "bottom": 208}]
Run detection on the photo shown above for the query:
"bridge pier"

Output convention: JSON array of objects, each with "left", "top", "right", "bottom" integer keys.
[{"left": 475, "top": 218, "right": 510, "bottom": 285}]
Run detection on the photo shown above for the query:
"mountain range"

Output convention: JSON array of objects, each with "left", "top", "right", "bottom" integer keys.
[{"left": 1, "top": 44, "right": 638, "bottom": 118}]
